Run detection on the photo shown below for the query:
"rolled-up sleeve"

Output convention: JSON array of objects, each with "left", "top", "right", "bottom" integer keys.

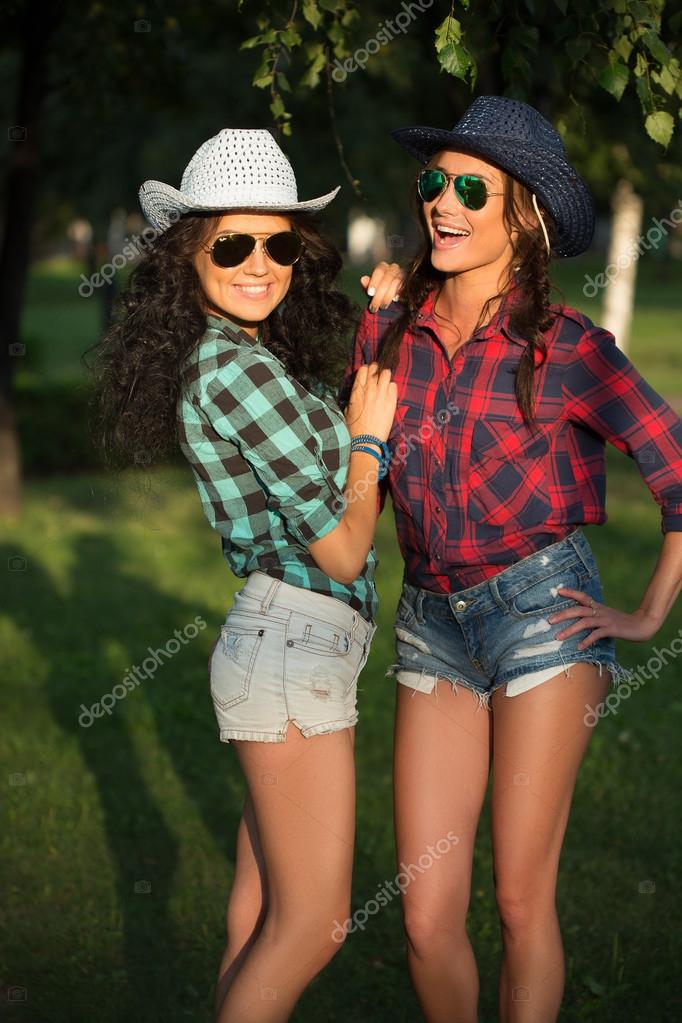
[
  {"left": 563, "top": 326, "right": 682, "bottom": 532},
  {"left": 204, "top": 350, "right": 346, "bottom": 547}
]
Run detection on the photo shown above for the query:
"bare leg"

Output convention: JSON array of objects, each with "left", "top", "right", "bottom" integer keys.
[
  {"left": 393, "top": 680, "right": 492, "bottom": 1023},
  {"left": 491, "top": 664, "right": 610, "bottom": 1023},
  {"left": 216, "top": 723, "right": 356, "bottom": 1023},
  {"left": 214, "top": 790, "right": 268, "bottom": 1016}
]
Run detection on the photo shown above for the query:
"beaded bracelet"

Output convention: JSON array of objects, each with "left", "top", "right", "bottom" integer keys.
[{"left": 350, "top": 435, "right": 391, "bottom": 480}]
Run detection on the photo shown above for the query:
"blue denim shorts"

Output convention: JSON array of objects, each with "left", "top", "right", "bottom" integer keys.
[{"left": 387, "top": 529, "right": 632, "bottom": 711}]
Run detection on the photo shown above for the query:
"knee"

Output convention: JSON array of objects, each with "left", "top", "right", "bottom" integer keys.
[
  {"left": 402, "top": 900, "right": 466, "bottom": 960},
  {"left": 495, "top": 883, "right": 553, "bottom": 934},
  {"left": 264, "top": 899, "right": 351, "bottom": 965}
]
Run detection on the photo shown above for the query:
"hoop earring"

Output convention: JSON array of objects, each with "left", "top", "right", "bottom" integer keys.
[{"left": 532, "top": 193, "right": 551, "bottom": 256}]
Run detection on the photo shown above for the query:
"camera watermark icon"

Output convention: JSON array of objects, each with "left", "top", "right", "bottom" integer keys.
[
  {"left": 332, "top": 0, "right": 434, "bottom": 82},
  {"left": 8, "top": 773, "right": 27, "bottom": 786},
  {"left": 134, "top": 880, "right": 152, "bottom": 893},
  {"left": 638, "top": 879, "right": 655, "bottom": 894},
  {"left": 7, "top": 986, "right": 27, "bottom": 1001},
  {"left": 8, "top": 342, "right": 25, "bottom": 357},
  {"left": 387, "top": 234, "right": 404, "bottom": 248},
  {"left": 8, "top": 555, "right": 26, "bottom": 571},
  {"left": 134, "top": 19, "right": 151, "bottom": 32},
  {"left": 260, "top": 988, "right": 278, "bottom": 1001},
  {"left": 260, "top": 773, "right": 278, "bottom": 786},
  {"left": 8, "top": 126, "right": 26, "bottom": 142},
  {"left": 512, "top": 986, "right": 531, "bottom": 1001},
  {"left": 513, "top": 772, "right": 530, "bottom": 786}
]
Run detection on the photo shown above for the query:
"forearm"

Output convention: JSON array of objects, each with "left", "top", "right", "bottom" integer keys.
[
  {"left": 308, "top": 449, "right": 380, "bottom": 584},
  {"left": 636, "top": 530, "right": 682, "bottom": 627}
]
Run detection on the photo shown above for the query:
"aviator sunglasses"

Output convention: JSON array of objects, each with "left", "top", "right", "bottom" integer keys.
[
  {"left": 206, "top": 230, "right": 304, "bottom": 268},
  {"left": 417, "top": 169, "right": 504, "bottom": 210}
]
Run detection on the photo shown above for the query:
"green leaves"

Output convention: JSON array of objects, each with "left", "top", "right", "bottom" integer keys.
[
  {"left": 599, "top": 60, "right": 629, "bottom": 101},
  {"left": 435, "top": 13, "right": 476, "bottom": 87},
  {"left": 645, "top": 110, "right": 674, "bottom": 146}
]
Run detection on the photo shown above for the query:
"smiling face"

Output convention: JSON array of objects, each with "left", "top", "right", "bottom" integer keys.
[
  {"left": 421, "top": 150, "right": 515, "bottom": 280},
  {"left": 194, "top": 212, "right": 295, "bottom": 335}
]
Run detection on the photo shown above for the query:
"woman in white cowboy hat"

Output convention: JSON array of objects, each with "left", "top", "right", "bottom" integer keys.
[
  {"left": 91, "top": 128, "right": 400, "bottom": 1022},
  {"left": 351, "top": 95, "right": 682, "bottom": 1021}
]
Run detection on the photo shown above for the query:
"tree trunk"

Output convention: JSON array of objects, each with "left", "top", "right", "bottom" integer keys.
[
  {"left": 602, "top": 178, "right": 644, "bottom": 355},
  {"left": 0, "top": 0, "right": 64, "bottom": 518}
]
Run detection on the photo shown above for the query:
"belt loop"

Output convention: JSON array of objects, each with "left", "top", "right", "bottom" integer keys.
[
  {"left": 488, "top": 575, "right": 508, "bottom": 612},
  {"left": 415, "top": 589, "right": 425, "bottom": 625},
  {"left": 259, "top": 577, "right": 280, "bottom": 614},
  {"left": 566, "top": 527, "right": 591, "bottom": 574}
]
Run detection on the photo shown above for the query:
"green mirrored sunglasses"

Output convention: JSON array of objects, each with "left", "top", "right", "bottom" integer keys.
[{"left": 417, "top": 169, "right": 504, "bottom": 210}]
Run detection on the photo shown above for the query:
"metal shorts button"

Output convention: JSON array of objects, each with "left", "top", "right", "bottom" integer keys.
[{"left": 455, "top": 599, "right": 468, "bottom": 611}]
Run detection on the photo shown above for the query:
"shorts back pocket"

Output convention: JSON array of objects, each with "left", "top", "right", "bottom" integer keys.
[{"left": 210, "top": 624, "right": 265, "bottom": 710}]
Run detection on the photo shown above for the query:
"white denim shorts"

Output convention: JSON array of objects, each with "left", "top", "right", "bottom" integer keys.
[{"left": 209, "top": 571, "right": 377, "bottom": 743}]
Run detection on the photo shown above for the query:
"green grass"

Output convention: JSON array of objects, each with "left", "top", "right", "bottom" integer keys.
[
  {"left": 3, "top": 254, "right": 681, "bottom": 1019},
  {"left": 2, "top": 451, "right": 681, "bottom": 1022}
]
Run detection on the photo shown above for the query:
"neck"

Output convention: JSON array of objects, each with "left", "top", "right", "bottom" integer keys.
[
  {"left": 206, "top": 303, "right": 260, "bottom": 338},
  {"left": 436, "top": 260, "right": 514, "bottom": 326}
]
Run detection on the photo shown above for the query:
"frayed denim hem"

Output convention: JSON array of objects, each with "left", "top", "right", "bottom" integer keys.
[{"left": 386, "top": 664, "right": 492, "bottom": 712}]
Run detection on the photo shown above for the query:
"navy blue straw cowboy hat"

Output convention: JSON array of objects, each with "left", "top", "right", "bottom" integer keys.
[{"left": 391, "top": 95, "right": 594, "bottom": 258}]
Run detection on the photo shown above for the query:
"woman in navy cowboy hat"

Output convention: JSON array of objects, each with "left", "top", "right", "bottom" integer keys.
[{"left": 349, "top": 95, "right": 682, "bottom": 1021}]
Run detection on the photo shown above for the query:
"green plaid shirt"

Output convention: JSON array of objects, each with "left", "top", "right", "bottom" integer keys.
[{"left": 177, "top": 314, "right": 378, "bottom": 622}]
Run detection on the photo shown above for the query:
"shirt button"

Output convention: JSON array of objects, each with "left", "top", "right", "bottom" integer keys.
[
  {"left": 455, "top": 599, "right": 468, "bottom": 611},
  {"left": 436, "top": 409, "right": 449, "bottom": 424}
]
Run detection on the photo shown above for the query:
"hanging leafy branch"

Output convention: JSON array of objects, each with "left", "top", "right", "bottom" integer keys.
[
  {"left": 238, "top": 0, "right": 680, "bottom": 149},
  {"left": 433, "top": 0, "right": 681, "bottom": 147}
]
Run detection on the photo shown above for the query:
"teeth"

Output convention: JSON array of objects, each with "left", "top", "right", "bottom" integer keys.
[
  {"left": 436, "top": 225, "right": 469, "bottom": 236},
  {"left": 235, "top": 285, "right": 269, "bottom": 293}
]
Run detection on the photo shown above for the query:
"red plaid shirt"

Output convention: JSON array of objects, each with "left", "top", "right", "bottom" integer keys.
[{"left": 343, "top": 289, "right": 682, "bottom": 593}]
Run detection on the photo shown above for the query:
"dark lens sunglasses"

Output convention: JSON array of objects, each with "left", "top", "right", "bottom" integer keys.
[
  {"left": 207, "top": 230, "right": 304, "bottom": 268},
  {"left": 417, "top": 169, "right": 503, "bottom": 210}
]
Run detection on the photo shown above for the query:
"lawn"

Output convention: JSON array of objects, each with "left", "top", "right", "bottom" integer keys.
[{"left": 2, "top": 255, "right": 681, "bottom": 1022}]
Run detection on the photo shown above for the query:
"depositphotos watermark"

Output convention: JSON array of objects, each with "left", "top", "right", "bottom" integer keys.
[
  {"left": 331, "top": 829, "right": 460, "bottom": 942},
  {"left": 78, "top": 615, "right": 207, "bottom": 727},
  {"left": 331, "top": 0, "right": 434, "bottom": 82},
  {"left": 332, "top": 400, "right": 460, "bottom": 512},
  {"left": 583, "top": 199, "right": 682, "bottom": 298},
  {"left": 77, "top": 209, "right": 181, "bottom": 298},
  {"left": 583, "top": 627, "right": 682, "bottom": 727}
]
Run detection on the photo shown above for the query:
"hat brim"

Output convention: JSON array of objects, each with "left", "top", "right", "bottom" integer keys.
[
  {"left": 138, "top": 180, "right": 341, "bottom": 234},
  {"left": 391, "top": 126, "right": 594, "bottom": 258}
]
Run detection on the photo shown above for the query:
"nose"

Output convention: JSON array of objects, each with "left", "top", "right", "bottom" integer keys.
[
  {"left": 242, "top": 240, "right": 269, "bottom": 276},
  {"left": 433, "top": 183, "right": 461, "bottom": 215}
]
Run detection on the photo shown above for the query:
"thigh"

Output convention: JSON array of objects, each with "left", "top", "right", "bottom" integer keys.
[
  {"left": 491, "top": 663, "right": 609, "bottom": 890},
  {"left": 232, "top": 723, "right": 356, "bottom": 916},
  {"left": 394, "top": 681, "right": 492, "bottom": 922}
]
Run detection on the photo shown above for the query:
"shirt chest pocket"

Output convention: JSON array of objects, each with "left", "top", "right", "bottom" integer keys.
[{"left": 467, "top": 419, "right": 552, "bottom": 528}]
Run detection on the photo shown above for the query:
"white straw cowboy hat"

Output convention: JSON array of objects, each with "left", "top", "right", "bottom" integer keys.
[{"left": 139, "top": 128, "right": 341, "bottom": 233}]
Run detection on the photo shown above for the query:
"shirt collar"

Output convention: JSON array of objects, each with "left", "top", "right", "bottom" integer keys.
[
  {"left": 206, "top": 312, "right": 261, "bottom": 347},
  {"left": 415, "top": 283, "right": 529, "bottom": 348}
]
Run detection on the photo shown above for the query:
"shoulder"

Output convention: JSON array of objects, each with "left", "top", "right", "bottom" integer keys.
[
  {"left": 356, "top": 300, "right": 409, "bottom": 357},
  {"left": 547, "top": 304, "right": 614, "bottom": 353}
]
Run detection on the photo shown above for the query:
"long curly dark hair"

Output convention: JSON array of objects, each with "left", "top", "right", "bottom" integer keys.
[
  {"left": 87, "top": 210, "right": 356, "bottom": 469},
  {"left": 376, "top": 160, "right": 559, "bottom": 423}
]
